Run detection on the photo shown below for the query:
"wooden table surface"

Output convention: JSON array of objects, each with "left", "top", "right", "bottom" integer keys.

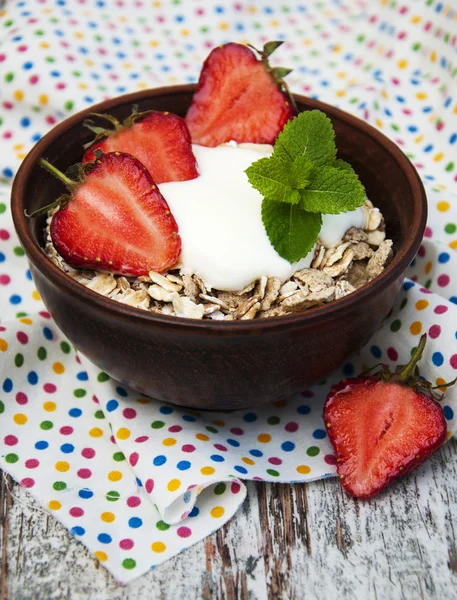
[{"left": 2, "top": 438, "right": 457, "bottom": 600}]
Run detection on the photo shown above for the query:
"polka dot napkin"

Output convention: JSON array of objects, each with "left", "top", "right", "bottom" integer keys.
[{"left": 1, "top": 0, "right": 457, "bottom": 585}]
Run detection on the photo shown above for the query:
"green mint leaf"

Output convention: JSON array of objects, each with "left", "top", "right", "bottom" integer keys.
[
  {"left": 262, "top": 199, "right": 322, "bottom": 263},
  {"left": 282, "top": 189, "right": 301, "bottom": 204},
  {"left": 334, "top": 158, "right": 356, "bottom": 176},
  {"left": 299, "top": 167, "right": 366, "bottom": 215},
  {"left": 246, "top": 155, "right": 300, "bottom": 204},
  {"left": 274, "top": 110, "right": 337, "bottom": 167},
  {"left": 289, "top": 155, "right": 314, "bottom": 189}
]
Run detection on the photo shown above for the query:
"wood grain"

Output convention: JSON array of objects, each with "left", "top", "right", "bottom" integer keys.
[
  {"left": 2, "top": 440, "right": 457, "bottom": 599},
  {"left": 0, "top": 474, "right": 12, "bottom": 600}
]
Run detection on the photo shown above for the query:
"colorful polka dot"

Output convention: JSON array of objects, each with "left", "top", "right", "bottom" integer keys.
[
  {"left": 200, "top": 466, "right": 215, "bottom": 476},
  {"left": 116, "top": 427, "right": 130, "bottom": 440},
  {"left": 297, "top": 465, "right": 311, "bottom": 475},
  {"left": 94, "top": 551, "right": 108, "bottom": 562},
  {"left": 151, "top": 541, "right": 166, "bottom": 553},
  {"left": 167, "top": 478, "right": 181, "bottom": 492},
  {"left": 101, "top": 512, "right": 115, "bottom": 523}
]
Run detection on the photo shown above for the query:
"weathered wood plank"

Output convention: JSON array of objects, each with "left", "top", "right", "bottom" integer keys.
[
  {"left": 0, "top": 473, "right": 12, "bottom": 600},
  {"left": 297, "top": 438, "right": 457, "bottom": 600},
  {"left": 2, "top": 440, "right": 457, "bottom": 599}
]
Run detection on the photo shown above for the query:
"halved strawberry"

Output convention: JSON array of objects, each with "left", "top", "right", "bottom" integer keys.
[
  {"left": 82, "top": 109, "right": 198, "bottom": 184},
  {"left": 324, "top": 334, "right": 451, "bottom": 498},
  {"left": 33, "top": 152, "right": 181, "bottom": 276},
  {"left": 186, "top": 41, "right": 296, "bottom": 147}
]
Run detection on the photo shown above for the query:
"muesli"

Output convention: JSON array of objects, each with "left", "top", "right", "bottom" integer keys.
[{"left": 45, "top": 198, "right": 392, "bottom": 320}]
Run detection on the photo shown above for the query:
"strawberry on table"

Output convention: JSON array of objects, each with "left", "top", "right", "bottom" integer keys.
[
  {"left": 186, "top": 41, "right": 296, "bottom": 147},
  {"left": 82, "top": 108, "right": 198, "bottom": 184},
  {"left": 30, "top": 151, "right": 181, "bottom": 276},
  {"left": 324, "top": 334, "right": 453, "bottom": 499}
]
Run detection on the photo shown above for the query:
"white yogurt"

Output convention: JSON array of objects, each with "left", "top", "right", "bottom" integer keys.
[
  {"left": 320, "top": 210, "right": 365, "bottom": 248},
  {"left": 159, "top": 144, "right": 365, "bottom": 292}
]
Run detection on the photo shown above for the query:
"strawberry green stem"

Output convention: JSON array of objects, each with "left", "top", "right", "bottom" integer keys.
[
  {"left": 40, "top": 159, "right": 75, "bottom": 189},
  {"left": 25, "top": 158, "right": 76, "bottom": 218},
  {"left": 24, "top": 194, "right": 69, "bottom": 218},
  {"left": 83, "top": 105, "right": 154, "bottom": 150},
  {"left": 396, "top": 333, "right": 427, "bottom": 384},
  {"left": 431, "top": 376, "right": 457, "bottom": 390},
  {"left": 358, "top": 363, "right": 386, "bottom": 378},
  {"left": 89, "top": 112, "right": 121, "bottom": 129}
]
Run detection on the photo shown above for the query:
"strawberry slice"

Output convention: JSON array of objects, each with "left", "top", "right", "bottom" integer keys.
[
  {"left": 324, "top": 334, "right": 451, "bottom": 498},
  {"left": 186, "top": 41, "right": 296, "bottom": 147},
  {"left": 35, "top": 152, "right": 181, "bottom": 276},
  {"left": 82, "top": 109, "right": 198, "bottom": 184}
]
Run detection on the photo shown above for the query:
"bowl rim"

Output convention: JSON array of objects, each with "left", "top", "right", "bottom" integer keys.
[{"left": 11, "top": 84, "right": 427, "bottom": 335}]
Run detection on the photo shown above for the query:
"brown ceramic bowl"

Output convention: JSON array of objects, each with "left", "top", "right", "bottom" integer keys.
[{"left": 11, "top": 85, "right": 426, "bottom": 409}]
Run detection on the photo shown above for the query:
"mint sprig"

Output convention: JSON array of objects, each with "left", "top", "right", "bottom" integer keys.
[
  {"left": 245, "top": 110, "right": 366, "bottom": 263},
  {"left": 245, "top": 154, "right": 314, "bottom": 205}
]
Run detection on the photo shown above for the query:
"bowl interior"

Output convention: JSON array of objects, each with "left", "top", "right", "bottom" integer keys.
[{"left": 18, "top": 86, "right": 425, "bottom": 318}]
